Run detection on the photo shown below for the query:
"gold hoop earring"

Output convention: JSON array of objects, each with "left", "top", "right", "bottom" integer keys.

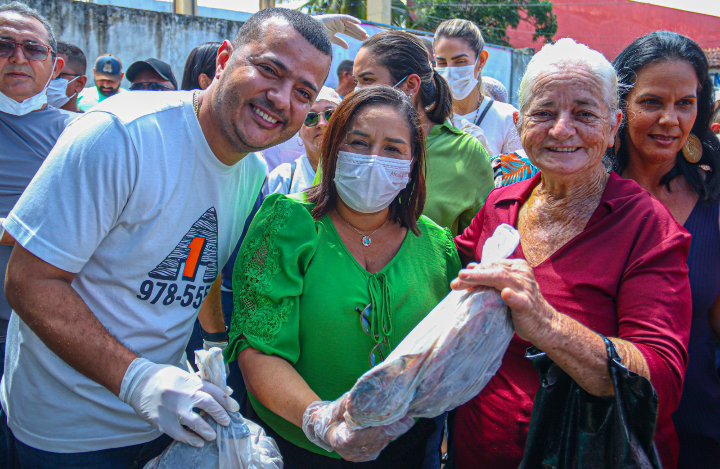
[{"left": 682, "top": 134, "right": 702, "bottom": 163}]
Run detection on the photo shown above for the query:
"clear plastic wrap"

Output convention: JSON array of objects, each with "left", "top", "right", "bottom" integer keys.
[
  {"left": 302, "top": 394, "right": 416, "bottom": 462},
  {"left": 345, "top": 224, "right": 520, "bottom": 429},
  {"left": 144, "top": 348, "right": 284, "bottom": 469}
]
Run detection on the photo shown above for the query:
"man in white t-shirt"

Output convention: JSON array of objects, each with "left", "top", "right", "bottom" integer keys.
[{"left": 0, "top": 8, "right": 336, "bottom": 467}]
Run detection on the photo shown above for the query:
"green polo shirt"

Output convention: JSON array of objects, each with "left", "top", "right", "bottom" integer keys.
[
  {"left": 423, "top": 120, "right": 494, "bottom": 235},
  {"left": 76, "top": 86, "right": 126, "bottom": 112}
]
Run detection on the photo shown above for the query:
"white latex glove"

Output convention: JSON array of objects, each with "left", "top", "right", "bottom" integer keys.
[
  {"left": 313, "top": 14, "right": 369, "bottom": 49},
  {"left": 302, "top": 394, "right": 416, "bottom": 462},
  {"left": 460, "top": 118, "right": 492, "bottom": 155},
  {"left": 202, "top": 339, "right": 228, "bottom": 351},
  {"left": 119, "top": 357, "right": 240, "bottom": 448}
]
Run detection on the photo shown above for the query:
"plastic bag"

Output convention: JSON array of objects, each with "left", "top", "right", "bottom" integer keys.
[
  {"left": 144, "top": 348, "right": 283, "bottom": 469},
  {"left": 345, "top": 224, "right": 519, "bottom": 429},
  {"left": 519, "top": 337, "right": 661, "bottom": 469}
]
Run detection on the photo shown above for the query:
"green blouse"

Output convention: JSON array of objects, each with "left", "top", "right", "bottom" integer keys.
[{"left": 225, "top": 193, "right": 461, "bottom": 457}]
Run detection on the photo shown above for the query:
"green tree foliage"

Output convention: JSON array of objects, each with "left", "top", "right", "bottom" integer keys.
[
  {"left": 299, "top": 0, "right": 411, "bottom": 27},
  {"left": 408, "top": 0, "right": 557, "bottom": 47}
]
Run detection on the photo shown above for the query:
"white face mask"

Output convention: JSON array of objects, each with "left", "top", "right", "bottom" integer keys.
[
  {"left": 47, "top": 76, "right": 78, "bottom": 108},
  {"left": 435, "top": 57, "right": 480, "bottom": 101},
  {"left": 0, "top": 57, "right": 57, "bottom": 116},
  {"left": 334, "top": 150, "right": 412, "bottom": 214}
]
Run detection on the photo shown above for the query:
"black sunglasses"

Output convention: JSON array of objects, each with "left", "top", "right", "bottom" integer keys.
[
  {"left": 304, "top": 109, "right": 334, "bottom": 127},
  {"left": 0, "top": 38, "right": 52, "bottom": 61},
  {"left": 129, "top": 82, "right": 174, "bottom": 91}
]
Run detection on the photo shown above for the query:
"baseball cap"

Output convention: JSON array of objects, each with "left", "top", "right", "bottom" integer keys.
[
  {"left": 94, "top": 54, "right": 123, "bottom": 82},
  {"left": 126, "top": 58, "right": 178, "bottom": 90}
]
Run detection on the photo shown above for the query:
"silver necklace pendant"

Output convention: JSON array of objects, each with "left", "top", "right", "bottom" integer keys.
[{"left": 362, "top": 236, "right": 372, "bottom": 247}]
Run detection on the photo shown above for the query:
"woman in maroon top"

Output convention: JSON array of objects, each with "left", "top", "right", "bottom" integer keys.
[{"left": 451, "top": 38, "right": 692, "bottom": 469}]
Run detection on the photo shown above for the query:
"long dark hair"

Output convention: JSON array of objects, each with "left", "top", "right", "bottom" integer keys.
[
  {"left": 181, "top": 42, "right": 221, "bottom": 91},
  {"left": 608, "top": 31, "right": 720, "bottom": 202},
  {"left": 306, "top": 86, "right": 427, "bottom": 235},
  {"left": 360, "top": 31, "right": 453, "bottom": 125}
]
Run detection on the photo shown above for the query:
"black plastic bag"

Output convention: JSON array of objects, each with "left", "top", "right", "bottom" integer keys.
[{"left": 519, "top": 336, "right": 662, "bottom": 469}]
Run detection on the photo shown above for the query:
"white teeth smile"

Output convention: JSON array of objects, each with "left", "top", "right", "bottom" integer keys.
[
  {"left": 252, "top": 105, "right": 278, "bottom": 124},
  {"left": 548, "top": 147, "right": 579, "bottom": 152}
]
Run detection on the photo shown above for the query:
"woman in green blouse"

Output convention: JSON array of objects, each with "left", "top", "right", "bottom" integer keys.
[
  {"left": 225, "top": 87, "right": 461, "bottom": 468},
  {"left": 353, "top": 30, "right": 494, "bottom": 236}
]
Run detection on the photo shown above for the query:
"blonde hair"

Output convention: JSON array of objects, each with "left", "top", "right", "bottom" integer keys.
[{"left": 434, "top": 19, "right": 485, "bottom": 59}]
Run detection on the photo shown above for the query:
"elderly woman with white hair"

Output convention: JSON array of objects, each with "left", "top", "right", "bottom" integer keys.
[{"left": 450, "top": 38, "right": 693, "bottom": 468}]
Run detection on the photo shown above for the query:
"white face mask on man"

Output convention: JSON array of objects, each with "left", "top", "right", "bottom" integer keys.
[
  {"left": 435, "top": 57, "right": 480, "bottom": 101},
  {"left": 0, "top": 57, "right": 57, "bottom": 116},
  {"left": 47, "top": 76, "right": 79, "bottom": 108},
  {"left": 333, "top": 150, "right": 412, "bottom": 214}
]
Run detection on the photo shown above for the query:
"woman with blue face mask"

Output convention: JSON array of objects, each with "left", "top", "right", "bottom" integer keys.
[
  {"left": 354, "top": 30, "right": 494, "bottom": 237},
  {"left": 226, "top": 86, "right": 461, "bottom": 469},
  {"left": 434, "top": 19, "right": 523, "bottom": 157}
]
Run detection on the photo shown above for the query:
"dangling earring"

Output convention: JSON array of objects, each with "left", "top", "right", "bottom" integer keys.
[
  {"left": 682, "top": 134, "right": 702, "bottom": 163},
  {"left": 297, "top": 136, "right": 304, "bottom": 147}
]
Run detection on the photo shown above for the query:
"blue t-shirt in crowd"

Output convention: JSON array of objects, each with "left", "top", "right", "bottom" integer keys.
[{"left": 0, "top": 106, "right": 70, "bottom": 339}]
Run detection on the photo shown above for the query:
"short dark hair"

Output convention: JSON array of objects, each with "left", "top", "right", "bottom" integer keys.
[
  {"left": 361, "top": 31, "right": 453, "bottom": 125},
  {"left": 232, "top": 8, "right": 331, "bottom": 57},
  {"left": 336, "top": 60, "right": 353, "bottom": 77},
  {"left": 181, "top": 42, "right": 221, "bottom": 90},
  {"left": 57, "top": 41, "right": 86, "bottom": 75},
  {"left": 0, "top": 2, "right": 56, "bottom": 54},
  {"left": 306, "top": 86, "right": 427, "bottom": 236},
  {"left": 609, "top": 31, "right": 720, "bottom": 203}
]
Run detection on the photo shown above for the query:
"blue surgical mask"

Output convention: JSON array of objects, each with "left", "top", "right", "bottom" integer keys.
[{"left": 47, "top": 76, "right": 79, "bottom": 108}]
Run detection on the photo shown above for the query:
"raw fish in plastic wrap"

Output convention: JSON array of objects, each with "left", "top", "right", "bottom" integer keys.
[
  {"left": 144, "top": 348, "right": 283, "bottom": 469},
  {"left": 345, "top": 224, "right": 519, "bottom": 429}
]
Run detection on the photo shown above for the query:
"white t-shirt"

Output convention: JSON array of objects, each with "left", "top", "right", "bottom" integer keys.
[
  {"left": 262, "top": 153, "right": 316, "bottom": 196},
  {"left": 451, "top": 98, "right": 522, "bottom": 157},
  {"left": 0, "top": 91, "right": 266, "bottom": 452}
]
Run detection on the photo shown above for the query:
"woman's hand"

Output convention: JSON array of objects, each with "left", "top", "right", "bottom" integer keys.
[
  {"left": 302, "top": 394, "right": 415, "bottom": 462},
  {"left": 451, "top": 259, "right": 559, "bottom": 345}
]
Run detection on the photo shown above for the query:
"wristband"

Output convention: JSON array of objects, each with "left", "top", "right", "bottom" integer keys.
[{"left": 201, "top": 327, "right": 228, "bottom": 343}]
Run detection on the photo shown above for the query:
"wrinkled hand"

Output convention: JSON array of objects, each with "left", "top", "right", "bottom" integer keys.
[
  {"left": 313, "top": 14, "right": 369, "bottom": 49},
  {"left": 451, "top": 259, "right": 558, "bottom": 344},
  {"left": 120, "top": 358, "right": 240, "bottom": 448},
  {"left": 460, "top": 119, "right": 491, "bottom": 154},
  {"left": 302, "top": 394, "right": 415, "bottom": 462}
]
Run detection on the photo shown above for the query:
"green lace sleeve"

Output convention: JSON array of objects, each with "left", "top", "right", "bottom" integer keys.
[{"left": 224, "top": 193, "right": 318, "bottom": 365}]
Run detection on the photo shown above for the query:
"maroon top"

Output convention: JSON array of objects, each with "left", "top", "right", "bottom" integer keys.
[{"left": 453, "top": 172, "right": 692, "bottom": 469}]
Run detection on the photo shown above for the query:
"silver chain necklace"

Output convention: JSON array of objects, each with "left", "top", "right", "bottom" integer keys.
[{"left": 336, "top": 212, "right": 387, "bottom": 247}]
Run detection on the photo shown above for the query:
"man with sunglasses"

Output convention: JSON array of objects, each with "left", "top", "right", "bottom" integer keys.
[
  {"left": 127, "top": 57, "right": 178, "bottom": 92},
  {"left": 0, "top": 2, "right": 70, "bottom": 384},
  {"left": 0, "top": 8, "right": 374, "bottom": 468}
]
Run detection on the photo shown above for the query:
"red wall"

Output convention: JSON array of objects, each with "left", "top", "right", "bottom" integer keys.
[{"left": 507, "top": 0, "right": 720, "bottom": 60}]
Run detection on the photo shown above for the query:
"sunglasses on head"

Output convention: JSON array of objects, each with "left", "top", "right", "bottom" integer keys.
[
  {"left": 304, "top": 109, "right": 334, "bottom": 127},
  {"left": 0, "top": 38, "right": 52, "bottom": 62},
  {"left": 129, "top": 82, "right": 173, "bottom": 91}
]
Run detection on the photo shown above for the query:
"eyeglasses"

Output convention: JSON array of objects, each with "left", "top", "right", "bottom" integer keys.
[
  {"left": 129, "top": 82, "right": 174, "bottom": 91},
  {"left": 304, "top": 109, "right": 334, "bottom": 127},
  {"left": 355, "top": 303, "right": 391, "bottom": 367},
  {"left": 0, "top": 38, "right": 52, "bottom": 61}
]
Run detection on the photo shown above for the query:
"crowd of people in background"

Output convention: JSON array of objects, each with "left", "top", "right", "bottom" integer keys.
[{"left": 0, "top": 1, "right": 719, "bottom": 469}]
